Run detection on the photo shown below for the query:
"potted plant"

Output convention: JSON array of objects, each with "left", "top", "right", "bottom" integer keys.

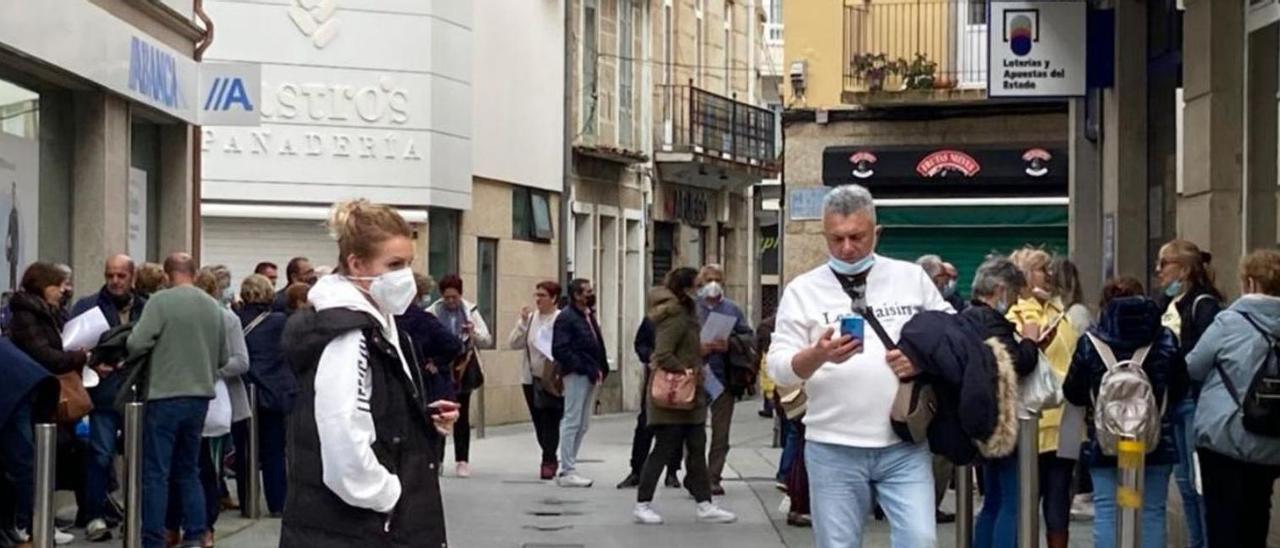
[
  {"left": 850, "top": 53, "right": 896, "bottom": 92},
  {"left": 900, "top": 53, "right": 938, "bottom": 91}
]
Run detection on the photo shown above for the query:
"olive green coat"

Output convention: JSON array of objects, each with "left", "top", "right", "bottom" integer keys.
[{"left": 645, "top": 287, "right": 708, "bottom": 426}]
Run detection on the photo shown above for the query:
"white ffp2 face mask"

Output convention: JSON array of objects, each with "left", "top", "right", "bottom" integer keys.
[{"left": 351, "top": 267, "right": 417, "bottom": 316}]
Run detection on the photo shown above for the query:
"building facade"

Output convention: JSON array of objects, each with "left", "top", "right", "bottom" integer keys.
[
  {"left": 780, "top": 0, "right": 1068, "bottom": 296},
  {"left": 198, "top": 1, "right": 472, "bottom": 288},
  {"left": 0, "top": 1, "right": 207, "bottom": 303}
]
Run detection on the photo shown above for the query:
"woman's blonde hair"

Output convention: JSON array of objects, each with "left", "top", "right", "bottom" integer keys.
[
  {"left": 328, "top": 199, "right": 412, "bottom": 273},
  {"left": 194, "top": 269, "right": 221, "bottom": 300},
  {"left": 240, "top": 274, "right": 276, "bottom": 305},
  {"left": 1241, "top": 249, "right": 1280, "bottom": 296},
  {"left": 1010, "top": 247, "right": 1052, "bottom": 278}
]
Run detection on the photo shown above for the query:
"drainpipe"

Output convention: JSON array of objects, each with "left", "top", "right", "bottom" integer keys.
[
  {"left": 193, "top": 0, "right": 214, "bottom": 261},
  {"left": 560, "top": 0, "right": 573, "bottom": 287}
]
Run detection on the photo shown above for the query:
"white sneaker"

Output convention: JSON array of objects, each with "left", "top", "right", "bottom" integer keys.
[
  {"left": 13, "top": 528, "right": 27, "bottom": 542},
  {"left": 696, "top": 501, "right": 737, "bottom": 524},
  {"left": 633, "top": 502, "right": 664, "bottom": 525},
  {"left": 55, "top": 528, "right": 75, "bottom": 545},
  {"left": 556, "top": 473, "right": 594, "bottom": 488},
  {"left": 85, "top": 518, "right": 113, "bottom": 542},
  {"left": 456, "top": 462, "right": 472, "bottom": 478}
]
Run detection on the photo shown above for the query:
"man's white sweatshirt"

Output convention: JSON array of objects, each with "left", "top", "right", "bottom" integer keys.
[{"left": 767, "top": 255, "right": 953, "bottom": 448}]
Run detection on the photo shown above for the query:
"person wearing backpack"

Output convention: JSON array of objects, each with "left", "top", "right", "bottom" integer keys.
[
  {"left": 1062, "top": 277, "right": 1187, "bottom": 548},
  {"left": 1185, "top": 249, "right": 1280, "bottom": 548},
  {"left": 1154, "top": 239, "right": 1223, "bottom": 548}
]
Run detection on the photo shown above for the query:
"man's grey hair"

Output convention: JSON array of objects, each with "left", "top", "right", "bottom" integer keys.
[
  {"left": 916, "top": 254, "right": 945, "bottom": 278},
  {"left": 971, "top": 256, "right": 1026, "bottom": 299},
  {"left": 822, "top": 184, "right": 877, "bottom": 223}
]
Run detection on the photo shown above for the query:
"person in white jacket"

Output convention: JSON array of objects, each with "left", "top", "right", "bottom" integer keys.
[
  {"left": 280, "top": 200, "right": 459, "bottom": 548},
  {"left": 767, "top": 184, "right": 952, "bottom": 548},
  {"left": 507, "top": 280, "right": 563, "bottom": 480}
]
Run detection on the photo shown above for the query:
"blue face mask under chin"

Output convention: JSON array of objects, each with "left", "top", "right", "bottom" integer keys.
[
  {"left": 829, "top": 254, "right": 875, "bottom": 276},
  {"left": 1164, "top": 280, "right": 1183, "bottom": 298}
]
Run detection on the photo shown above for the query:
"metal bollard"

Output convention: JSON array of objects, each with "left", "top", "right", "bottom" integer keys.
[
  {"left": 124, "top": 402, "right": 144, "bottom": 548},
  {"left": 476, "top": 386, "right": 487, "bottom": 439},
  {"left": 1115, "top": 439, "right": 1146, "bottom": 548},
  {"left": 1017, "top": 416, "right": 1040, "bottom": 548},
  {"left": 245, "top": 385, "right": 262, "bottom": 519},
  {"left": 32, "top": 423, "right": 56, "bottom": 548},
  {"left": 955, "top": 465, "right": 973, "bottom": 548}
]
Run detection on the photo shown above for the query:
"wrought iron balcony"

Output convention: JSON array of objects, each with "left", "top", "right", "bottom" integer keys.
[
  {"left": 843, "top": 0, "right": 990, "bottom": 103},
  {"left": 656, "top": 82, "right": 778, "bottom": 173}
]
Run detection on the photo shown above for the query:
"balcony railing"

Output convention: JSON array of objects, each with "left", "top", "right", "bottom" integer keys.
[
  {"left": 657, "top": 82, "right": 778, "bottom": 170},
  {"left": 843, "top": 0, "right": 989, "bottom": 96}
]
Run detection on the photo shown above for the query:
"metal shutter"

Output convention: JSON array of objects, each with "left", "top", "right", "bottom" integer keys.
[{"left": 201, "top": 217, "right": 339, "bottom": 292}]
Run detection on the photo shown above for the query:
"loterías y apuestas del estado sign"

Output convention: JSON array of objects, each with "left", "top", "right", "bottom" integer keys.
[{"left": 200, "top": 76, "right": 422, "bottom": 162}]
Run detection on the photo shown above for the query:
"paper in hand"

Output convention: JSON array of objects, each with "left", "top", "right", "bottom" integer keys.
[
  {"left": 701, "top": 312, "right": 737, "bottom": 344},
  {"left": 62, "top": 307, "right": 110, "bottom": 352},
  {"left": 532, "top": 325, "right": 555, "bottom": 361},
  {"left": 702, "top": 364, "right": 724, "bottom": 402}
]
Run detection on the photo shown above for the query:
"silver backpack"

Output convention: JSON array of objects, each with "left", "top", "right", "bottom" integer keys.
[{"left": 1087, "top": 333, "right": 1162, "bottom": 456}]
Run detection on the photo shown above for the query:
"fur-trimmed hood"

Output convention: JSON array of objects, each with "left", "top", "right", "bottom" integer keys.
[{"left": 976, "top": 338, "right": 1020, "bottom": 459}]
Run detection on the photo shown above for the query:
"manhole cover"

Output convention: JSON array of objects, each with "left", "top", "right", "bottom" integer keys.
[{"left": 538, "top": 498, "right": 587, "bottom": 506}]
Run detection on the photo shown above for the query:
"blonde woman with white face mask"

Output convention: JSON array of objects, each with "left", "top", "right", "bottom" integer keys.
[{"left": 279, "top": 199, "right": 459, "bottom": 548}]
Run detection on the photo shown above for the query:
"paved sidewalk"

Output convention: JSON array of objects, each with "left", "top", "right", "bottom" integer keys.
[{"left": 64, "top": 399, "right": 1092, "bottom": 547}]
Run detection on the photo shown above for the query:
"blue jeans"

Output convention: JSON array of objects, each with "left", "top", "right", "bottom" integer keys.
[
  {"left": 777, "top": 417, "right": 800, "bottom": 482},
  {"left": 0, "top": 401, "right": 34, "bottom": 530},
  {"left": 1090, "top": 464, "right": 1173, "bottom": 548},
  {"left": 806, "top": 441, "right": 936, "bottom": 548},
  {"left": 1172, "top": 398, "right": 1206, "bottom": 548},
  {"left": 973, "top": 455, "right": 1018, "bottom": 548},
  {"left": 558, "top": 374, "right": 595, "bottom": 476},
  {"left": 84, "top": 408, "right": 119, "bottom": 521},
  {"left": 142, "top": 398, "right": 209, "bottom": 548}
]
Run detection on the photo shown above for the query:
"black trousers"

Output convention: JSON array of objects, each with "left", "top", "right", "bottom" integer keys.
[
  {"left": 454, "top": 391, "right": 472, "bottom": 462},
  {"left": 638, "top": 424, "right": 710, "bottom": 504},
  {"left": 521, "top": 384, "right": 563, "bottom": 464},
  {"left": 628, "top": 367, "right": 680, "bottom": 476},
  {"left": 1199, "top": 447, "right": 1280, "bottom": 548}
]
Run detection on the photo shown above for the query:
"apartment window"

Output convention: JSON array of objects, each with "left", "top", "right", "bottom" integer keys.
[
  {"left": 769, "top": 0, "right": 781, "bottom": 24},
  {"left": 428, "top": 208, "right": 459, "bottom": 295},
  {"left": 476, "top": 238, "right": 498, "bottom": 349},
  {"left": 619, "top": 0, "right": 635, "bottom": 148},
  {"left": 724, "top": 1, "right": 733, "bottom": 95},
  {"left": 969, "top": 0, "right": 988, "bottom": 25},
  {"left": 696, "top": 0, "right": 705, "bottom": 87},
  {"left": 653, "top": 222, "right": 676, "bottom": 284},
  {"left": 583, "top": 0, "right": 599, "bottom": 137},
  {"left": 513, "top": 187, "right": 554, "bottom": 242}
]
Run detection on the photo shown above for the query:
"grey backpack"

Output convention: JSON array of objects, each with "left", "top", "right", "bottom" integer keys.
[{"left": 1088, "top": 333, "right": 1162, "bottom": 456}]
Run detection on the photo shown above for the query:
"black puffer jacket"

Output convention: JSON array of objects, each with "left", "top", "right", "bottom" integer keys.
[
  {"left": 1063, "top": 297, "right": 1188, "bottom": 467},
  {"left": 8, "top": 292, "right": 87, "bottom": 375},
  {"left": 280, "top": 306, "right": 445, "bottom": 548},
  {"left": 900, "top": 311, "right": 1000, "bottom": 465},
  {"left": 961, "top": 303, "right": 1041, "bottom": 378}
]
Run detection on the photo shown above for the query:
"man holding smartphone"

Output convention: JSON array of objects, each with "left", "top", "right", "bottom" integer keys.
[{"left": 767, "top": 184, "right": 953, "bottom": 548}]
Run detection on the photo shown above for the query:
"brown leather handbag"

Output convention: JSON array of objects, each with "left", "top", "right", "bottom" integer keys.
[
  {"left": 55, "top": 371, "right": 92, "bottom": 424},
  {"left": 649, "top": 364, "right": 698, "bottom": 411}
]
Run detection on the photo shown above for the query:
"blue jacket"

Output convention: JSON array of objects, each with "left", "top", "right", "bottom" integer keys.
[
  {"left": 552, "top": 305, "right": 608, "bottom": 381},
  {"left": 1063, "top": 297, "right": 1187, "bottom": 467},
  {"left": 1187, "top": 294, "right": 1280, "bottom": 465},
  {"left": 71, "top": 288, "right": 146, "bottom": 407},
  {"left": 396, "top": 304, "right": 464, "bottom": 403},
  {"left": 0, "top": 337, "right": 59, "bottom": 426},
  {"left": 634, "top": 317, "right": 654, "bottom": 365},
  {"left": 237, "top": 303, "right": 298, "bottom": 413}
]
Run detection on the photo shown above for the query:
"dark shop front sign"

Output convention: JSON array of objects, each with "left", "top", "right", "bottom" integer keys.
[
  {"left": 821, "top": 145, "right": 1068, "bottom": 198},
  {"left": 663, "top": 186, "right": 711, "bottom": 225}
]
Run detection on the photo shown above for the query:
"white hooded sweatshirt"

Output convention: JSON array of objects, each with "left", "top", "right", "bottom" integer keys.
[{"left": 306, "top": 274, "right": 413, "bottom": 513}]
